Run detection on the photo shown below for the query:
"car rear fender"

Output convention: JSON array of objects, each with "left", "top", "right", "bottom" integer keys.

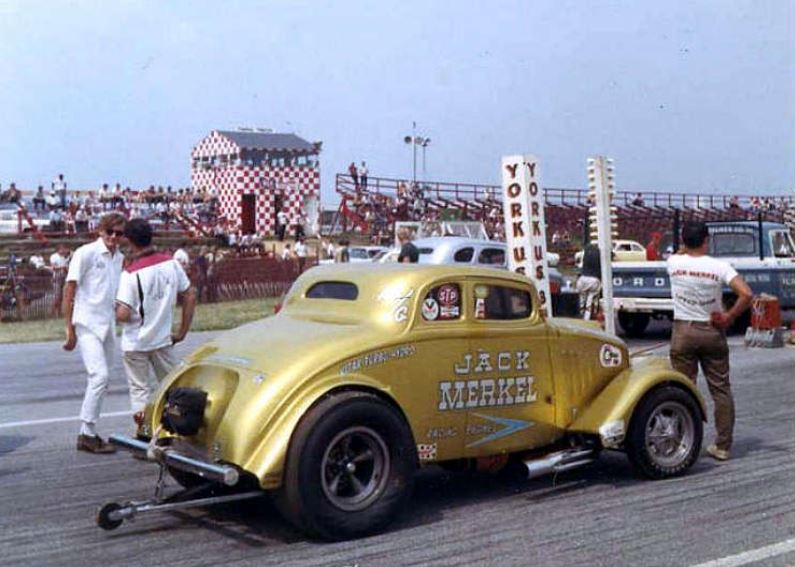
[
  {"left": 567, "top": 356, "right": 706, "bottom": 449},
  {"left": 242, "top": 373, "right": 404, "bottom": 489}
]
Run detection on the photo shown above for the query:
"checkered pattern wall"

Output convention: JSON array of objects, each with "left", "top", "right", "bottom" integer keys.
[{"left": 191, "top": 131, "right": 320, "bottom": 236}]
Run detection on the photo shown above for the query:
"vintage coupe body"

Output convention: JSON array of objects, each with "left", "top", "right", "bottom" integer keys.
[{"left": 124, "top": 264, "right": 705, "bottom": 540}]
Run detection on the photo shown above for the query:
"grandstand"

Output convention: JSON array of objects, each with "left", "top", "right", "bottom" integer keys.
[{"left": 330, "top": 173, "right": 795, "bottom": 265}]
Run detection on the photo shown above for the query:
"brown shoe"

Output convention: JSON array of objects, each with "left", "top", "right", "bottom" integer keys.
[{"left": 77, "top": 434, "right": 117, "bottom": 454}]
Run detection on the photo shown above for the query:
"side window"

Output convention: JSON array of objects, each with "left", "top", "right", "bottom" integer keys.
[
  {"left": 473, "top": 284, "right": 531, "bottom": 320},
  {"left": 421, "top": 283, "right": 461, "bottom": 321},
  {"left": 453, "top": 247, "right": 474, "bottom": 262},
  {"left": 478, "top": 248, "right": 505, "bottom": 265}
]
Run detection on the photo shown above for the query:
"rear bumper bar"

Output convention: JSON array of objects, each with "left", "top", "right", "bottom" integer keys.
[
  {"left": 613, "top": 297, "right": 673, "bottom": 313},
  {"left": 109, "top": 434, "right": 240, "bottom": 487}
]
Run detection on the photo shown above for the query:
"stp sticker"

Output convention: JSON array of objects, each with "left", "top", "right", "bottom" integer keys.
[
  {"left": 600, "top": 344, "right": 623, "bottom": 367},
  {"left": 422, "top": 298, "right": 440, "bottom": 320},
  {"left": 417, "top": 443, "right": 438, "bottom": 461},
  {"left": 437, "top": 284, "right": 459, "bottom": 307}
]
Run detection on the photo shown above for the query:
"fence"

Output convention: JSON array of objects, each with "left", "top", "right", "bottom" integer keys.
[{"left": 0, "top": 256, "right": 317, "bottom": 323}]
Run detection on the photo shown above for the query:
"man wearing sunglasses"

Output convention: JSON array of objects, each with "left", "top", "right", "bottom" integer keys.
[{"left": 63, "top": 212, "right": 127, "bottom": 454}]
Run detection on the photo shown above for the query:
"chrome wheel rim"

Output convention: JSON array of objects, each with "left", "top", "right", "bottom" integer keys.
[
  {"left": 644, "top": 401, "right": 695, "bottom": 468},
  {"left": 321, "top": 426, "right": 390, "bottom": 511}
]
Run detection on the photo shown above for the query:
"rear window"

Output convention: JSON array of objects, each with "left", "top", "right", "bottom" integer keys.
[
  {"left": 710, "top": 233, "right": 757, "bottom": 257},
  {"left": 478, "top": 248, "right": 505, "bottom": 265},
  {"left": 306, "top": 281, "right": 359, "bottom": 300}
]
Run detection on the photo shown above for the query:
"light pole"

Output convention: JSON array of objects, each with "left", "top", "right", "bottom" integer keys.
[
  {"left": 404, "top": 122, "right": 430, "bottom": 185},
  {"left": 420, "top": 137, "right": 431, "bottom": 181}
]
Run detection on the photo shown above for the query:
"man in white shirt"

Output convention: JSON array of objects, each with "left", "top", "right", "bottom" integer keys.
[
  {"left": 50, "top": 244, "right": 71, "bottom": 316},
  {"left": 173, "top": 243, "right": 190, "bottom": 272},
  {"left": 115, "top": 219, "right": 196, "bottom": 423},
  {"left": 667, "top": 221, "right": 752, "bottom": 462},
  {"left": 277, "top": 208, "right": 289, "bottom": 241},
  {"left": 63, "top": 212, "right": 126, "bottom": 453},
  {"left": 358, "top": 161, "right": 368, "bottom": 190}
]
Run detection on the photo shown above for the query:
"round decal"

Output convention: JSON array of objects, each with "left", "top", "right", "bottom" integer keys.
[
  {"left": 437, "top": 284, "right": 459, "bottom": 307},
  {"left": 422, "top": 298, "right": 440, "bottom": 320}
]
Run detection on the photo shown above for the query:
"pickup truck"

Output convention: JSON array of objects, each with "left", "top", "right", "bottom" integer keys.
[{"left": 611, "top": 220, "right": 795, "bottom": 337}]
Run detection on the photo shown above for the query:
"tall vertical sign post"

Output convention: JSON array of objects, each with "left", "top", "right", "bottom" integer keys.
[
  {"left": 502, "top": 155, "right": 552, "bottom": 318},
  {"left": 587, "top": 156, "right": 617, "bottom": 335}
]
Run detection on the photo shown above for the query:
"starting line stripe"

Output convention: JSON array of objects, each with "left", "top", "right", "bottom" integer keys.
[
  {"left": 691, "top": 538, "right": 795, "bottom": 567},
  {"left": 0, "top": 410, "right": 132, "bottom": 430}
]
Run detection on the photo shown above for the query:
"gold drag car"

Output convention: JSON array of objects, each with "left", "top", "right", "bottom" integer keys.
[{"left": 115, "top": 264, "right": 705, "bottom": 540}]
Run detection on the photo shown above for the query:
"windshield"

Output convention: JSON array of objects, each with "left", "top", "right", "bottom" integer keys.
[{"left": 771, "top": 231, "right": 795, "bottom": 257}]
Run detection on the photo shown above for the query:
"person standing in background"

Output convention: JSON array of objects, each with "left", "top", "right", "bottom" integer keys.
[
  {"left": 576, "top": 243, "right": 602, "bottom": 320},
  {"left": 397, "top": 227, "right": 419, "bottom": 263},
  {"left": 359, "top": 161, "right": 368, "bottom": 191},
  {"left": 63, "top": 212, "right": 126, "bottom": 453},
  {"left": 53, "top": 173, "right": 67, "bottom": 210},
  {"left": 115, "top": 219, "right": 196, "bottom": 424},
  {"left": 50, "top": 244, "right": 71, "bottom": 316},
  {"left": 668, "top": 221, "right": 752, "bottom": 462},
  {"left": 348, "top": 162, "right": 359, "bottom": 190}
]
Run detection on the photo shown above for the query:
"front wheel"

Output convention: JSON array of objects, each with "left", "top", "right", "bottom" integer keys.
[
  {"left": 275, "top": 392, "right": 416, "bottom": 540},
  {"left": 626, "top": 386, "right": 702, "bottom": 479}
]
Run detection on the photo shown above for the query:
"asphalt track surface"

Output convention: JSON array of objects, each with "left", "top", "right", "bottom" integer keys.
[{"left": 1, "top": 324, "right": 794, "bottom": 567}]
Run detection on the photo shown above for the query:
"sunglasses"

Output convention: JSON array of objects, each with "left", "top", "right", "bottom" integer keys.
[{"left": 105, "top": 229, "right": 125, "bottom": 237}]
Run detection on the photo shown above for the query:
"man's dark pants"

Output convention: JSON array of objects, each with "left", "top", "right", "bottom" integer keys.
[{"left": 670, "top": 320, "right": 734, "bottom": 451}]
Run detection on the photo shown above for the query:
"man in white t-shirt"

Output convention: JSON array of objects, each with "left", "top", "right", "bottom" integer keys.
[
  {"left": 115, "top": 219, "right": 196, "bottom": 423},
  {"left": 63, "top": 212, "right": 126, "bottom": 453},
  {"left": 667, "top": 221, "right": 752, "bottom": 462}
]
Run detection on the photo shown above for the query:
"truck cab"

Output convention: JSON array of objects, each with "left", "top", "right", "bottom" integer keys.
[{"left": 611, "top": 220, "right": 795, "bottom": 337}]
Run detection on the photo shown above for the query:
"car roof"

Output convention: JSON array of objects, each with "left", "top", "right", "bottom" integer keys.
[
  {"left": 297, "top": 262, "right": 527, "bottom": 288},
  {"left": 412, "top": 236, "right": 505, "bottom": 249}
]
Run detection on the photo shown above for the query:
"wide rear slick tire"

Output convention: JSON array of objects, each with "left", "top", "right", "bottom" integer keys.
[
  {"left": 276, "top": 391, "right": 416, "bottom": 540},
  {"left": 626, "top": 386, "right": 703, "bottom": 479}
]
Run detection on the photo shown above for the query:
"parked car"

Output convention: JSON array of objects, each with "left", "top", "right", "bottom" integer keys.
[
  {"left": 374, "top": 237, "right": 562, "bottom": 294},
  {"left": 574, "top": 239, "right": 647, "bottom": 267},
  {"left": 348, "top": 245, "right": 388, "bottom": 263},
  {"left": 106, "top": 264, "right": 705, "bottom": 540}
]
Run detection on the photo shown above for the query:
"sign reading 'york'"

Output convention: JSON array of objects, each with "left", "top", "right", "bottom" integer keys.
[{"left": 501, "top": 155, "right": 551, "bottom": 317}]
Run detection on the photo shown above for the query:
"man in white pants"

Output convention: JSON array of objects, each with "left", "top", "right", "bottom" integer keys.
[
  {"left": 63, "top": 212, "right": 126, "bottom": 453},
  {"left": 115, "top": 219, "right": 196, "bottom": 424}
]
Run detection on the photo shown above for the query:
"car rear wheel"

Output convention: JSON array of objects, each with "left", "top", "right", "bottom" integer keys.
[
  {"left": 618, "top": 312, "right": 650, "bottom": 338},
  {"left": 626, "top": 386, "right": 702, "bottom": 479},
  {"left": 275, "top": 391, "right": 416, "bottom": 540}
]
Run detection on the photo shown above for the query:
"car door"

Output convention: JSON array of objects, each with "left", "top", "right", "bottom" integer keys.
[
  {"left": 460, "top": 279, "right": 559, "bottom": 457},
  {"left": 406, "top": 278, "right": 470, "bottom": 461}
]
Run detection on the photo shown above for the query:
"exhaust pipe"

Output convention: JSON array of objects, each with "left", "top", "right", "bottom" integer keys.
[
  {"left": 523, "top": 448, "right": 595, "bottom": 480},
  {"left": 109, "top": 434, "right": 240, "bottom": 487}
]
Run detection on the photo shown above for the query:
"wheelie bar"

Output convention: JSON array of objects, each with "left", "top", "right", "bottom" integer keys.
[{"left": 98, "top": 490, "right": 265, "bottom": 531}]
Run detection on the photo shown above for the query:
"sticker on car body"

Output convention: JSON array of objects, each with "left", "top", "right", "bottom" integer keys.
[
  {"left": 600, "top": 344, "right": 623, "bottom": 367},
  {"left": 417, "top": 443, "right": 438, "bottom": 461},
  {"left": 422, "top": 298, "right": 440, "bottom": 320}
]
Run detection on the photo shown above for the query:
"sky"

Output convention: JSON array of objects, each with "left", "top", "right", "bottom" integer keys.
[{"left": 0, "top": 0, "right": 793, "bottom": 204}]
